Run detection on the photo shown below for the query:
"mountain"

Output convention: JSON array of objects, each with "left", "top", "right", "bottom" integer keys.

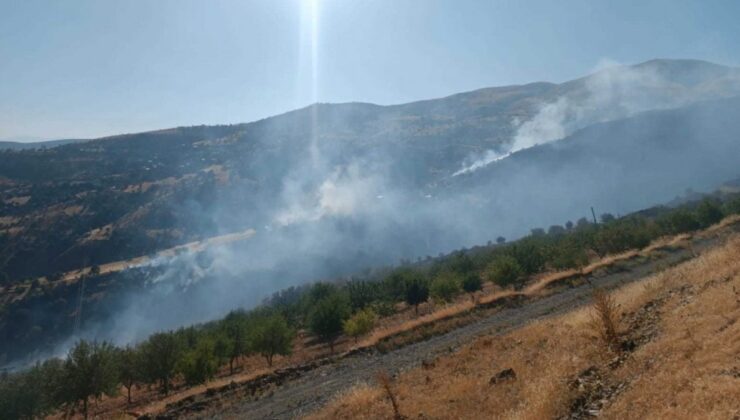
[
  {"left": 1, "top": 59, "right": 739, "bottom": 278},
  {"left": 1, "top": 59, "right": 740, "bottom": 362},
  {"left": 0, "top": 138, "right": 84, "bottom": 150}
]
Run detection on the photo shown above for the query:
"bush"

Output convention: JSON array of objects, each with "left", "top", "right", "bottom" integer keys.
[
  {"left": 140, "top": 332, "right": 182, "bottom": 395},
  {"left": 347, "top": 279, "right": 380, "bottom": 310},
  {"left": 343, "top": 308, "right": 377, "bottom": 342},
  {"left": 461, "top": 273, "right": 483, "bottom": 299},
  {"left": 118, "top": 346, "right": 142, "bottom": 404},
  {"left": 658, "top": 208, "right": 700, "bottom": 234},
  {"left": 486, "top": 256, "right": 523, "bottom": 287},
  {"left": 430, "top": 273, "right": 460, "bottom": 303},
  {"left": 549, "top": 237, "right": 590, "bottom": 269},
  {"left": 178, "top": 339, "right": 218, "bottom": 386},
  {"left": 509, "top": 240, "right": 546, "bottom": 274},
  {"left": 695, "top": 199, "right": 724, "bottom": 227},
  {"left": 222, "top": 311, "right": 250, "bottom": 374},
  {"left": 404, "top": 274, "right": 430, "bottom": 315},
  {"left": 64, "top": 340, "right": 120, "bottom": 418},
  {"left": 251, "top": 313, "right": 295, "bottom": 366},
  {"left": 309, "top": 294, "right": 351, "bottom": 353},
  {"left": 723, "top": 196, "right": 740, "bottom": 215}
]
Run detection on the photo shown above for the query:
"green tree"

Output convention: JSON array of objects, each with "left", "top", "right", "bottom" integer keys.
[
  {"left": 461, "top": 273, "right": 483, "bottom": 300},
  {"left": 658, "top": 208, "right": 700, "bottom": 234},
  {"left": 695, "top": 199, "right": 724, "bottom": 227},
  {"left": 251, "top": 313, "right": 295, "bottom": 366},
  {"left": 118, "top": 346, "right": 142, "bottom": 404},
  {"left": 343, "top": 308, "right": 377, "bottom": 342},
  {"left": 404, "top": 274, "right": 429, "bottom": 315},
  {"left": 347, "top": 279, "right": 380, "bottom": 310},
  {"left": 509, "top": 240, "right": 546, "bottom": 274},
  {"left": 0, "top": 360, "right": 63, "bottom": 420},
  {"left": 140, "top": 332, "right": 182, "bottom": 395},
  {"left": 496, "top": 236, "right": 506, "bottom": 244},
  {"left": 222, "top": 311, "right": 250, "bottom": 374},
  {"left": 430, "top": 272, "right": 460, "bottom": 303},
  {"left": 178, "top": 339, "right": 219, "bottom": 386},
  {"left": 64, "top": 340, "right": 119, "bottom": 419},
  {"left": 309, "top": 294, "right": 351, "bottom": 353},
  {"left": 486, "top": 256, "right": 523, "bottom": 287}
]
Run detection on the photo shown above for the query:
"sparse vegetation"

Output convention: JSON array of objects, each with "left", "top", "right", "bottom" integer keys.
[
  {"left": 251, "top": 313, "right": 295, "bottom": 366},
  {"left": 343, "top": 308, "right": 377, "bottom": 342},
  {"left": 311, "top": 235, "right": 740, "bottom": 419},
  {"left": 430, "top": 272, "right": 460, "bottom": 303},
  {"left": 2, "top": 193, "right": 740, "bottom": 419},
  {"left": 589, "top": 289, "right": 621, "bottom": 353},
  {"left": 310, "top": 294, "right": 352, "bottom": 353}
]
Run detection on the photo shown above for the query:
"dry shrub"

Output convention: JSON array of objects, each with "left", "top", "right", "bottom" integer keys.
[
  {"left": 376, "top": 371, "right": 403, "bottom": 419},
  {"left": 589, "top": 288, "right": 622, "bottom": 354}
]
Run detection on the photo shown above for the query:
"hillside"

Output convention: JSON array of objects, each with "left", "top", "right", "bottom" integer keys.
[
  {"left": 311, "top": 232, "right": 740, "bottom": 419},
  {"left": 1, "top": 59, "right": 739, "bottom": 282},
  {"left": 1, "top": 59, "right": 740, "bottom": 370}
]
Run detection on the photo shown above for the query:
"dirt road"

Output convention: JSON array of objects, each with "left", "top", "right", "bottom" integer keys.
[{"left": 162, "top": 227, "right": 735, "bottom": 420}]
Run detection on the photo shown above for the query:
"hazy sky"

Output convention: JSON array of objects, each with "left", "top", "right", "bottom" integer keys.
[{"left": 2, "top": 0, "right": 740, "bottom": 140}]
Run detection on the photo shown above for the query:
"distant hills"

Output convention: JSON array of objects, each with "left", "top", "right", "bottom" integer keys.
[
  {"left": 0, "top": 138, "right": 83, "bottom": 150},
  {"left": 1, "top": 59, "right": 739, "bottom": 279},
  {"left": 1, "top": 59, "right": 740, "bottom": 360}
]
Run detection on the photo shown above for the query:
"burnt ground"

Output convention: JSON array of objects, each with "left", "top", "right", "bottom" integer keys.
[{"left": 152, "top": 226, "right": 737, "bottom": 420}]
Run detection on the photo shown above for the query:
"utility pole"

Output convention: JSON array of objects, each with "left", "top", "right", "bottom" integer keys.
[{"left": 590, "top": 206, "right": 598, "bottom": 225}]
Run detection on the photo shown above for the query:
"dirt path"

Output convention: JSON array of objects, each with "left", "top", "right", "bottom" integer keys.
[{"left": 158, "top": 228, "right": 735, "bottom": 420}]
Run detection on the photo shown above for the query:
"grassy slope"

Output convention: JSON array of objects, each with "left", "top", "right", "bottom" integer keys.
[{"left": 309, "top": 233, "right": 740, "bottom": 419}]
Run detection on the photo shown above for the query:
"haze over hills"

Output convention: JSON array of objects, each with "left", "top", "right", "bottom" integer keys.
[
  {"left": 1, "top": 58, "right": 740, "bottom": 365},
  {"left": 0, "top": 138, "right": 84, "bottom": 150}
]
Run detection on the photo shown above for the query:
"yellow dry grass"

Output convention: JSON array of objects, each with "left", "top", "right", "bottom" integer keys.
[{"left": 308, "top": 235, "right": 740, "bottom": 420}]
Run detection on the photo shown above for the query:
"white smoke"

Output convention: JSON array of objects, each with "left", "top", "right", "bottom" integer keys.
[
  {"left": 276, "top": 163, "right": 383, "bottom": 225},
  {"left": 453, "top": 59, "right": 713, "bottom": 176}
]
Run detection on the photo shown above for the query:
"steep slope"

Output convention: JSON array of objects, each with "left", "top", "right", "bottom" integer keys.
[{"left": 1, "top": 59, "right": 738, "bottom": 283}]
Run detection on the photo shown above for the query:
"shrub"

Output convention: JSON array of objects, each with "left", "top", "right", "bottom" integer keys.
[
  {"left": 461, "top": 273, "right": 483, "bottom": 300},
  {"left": 509, "top": 240, "right": 546, "bottom": 274},
  {"left": 140, "top": 332, "right": 182, "bottom": 395},
  {"left": 222, "top": 311, "right": 250, "bottom": 374},
  {"left": 343, "top": 308, "right": 377, "bottom": 342},
  {"left": 430, "top": 273, "right": 460, "bottom": 303},
  {"left": 658, "top": 208, "right": 700, "bottom": 234},
  {"left": 64, "top": 340, "right": 119, "bottom": 418},
  {"left": 347, "top": 279, "right": 380, "bottom": 310},
  {"left": 723, "top": 196, "right": 740, "bottom": 215},
  {"left": 589, "top": 289, "right": 621, "bottom": 353},
  {"left": 695, "top": 199, "right": 724, "bottom": 227},
  {"left": 404, "top": 274, "right": 430, "bottom": 315},
  {"left": 486, "top": 256, "right": 523, "bottom": 287},
  {"left": 118, "top": 346, "right": 142, "bottom": 404},
  {"left": 309, "top": 294, "right": 351, "bottom": 353},
  {"left": 251, "top": 313, "right": 295, "bottom": 366},
  {"left": 178, "top": 339, "right": 218, "bottom": 386}
]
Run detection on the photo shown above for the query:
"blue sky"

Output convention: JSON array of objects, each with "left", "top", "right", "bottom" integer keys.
[{"left": 2, "top": 0, "right": 740, "bottom": 140}]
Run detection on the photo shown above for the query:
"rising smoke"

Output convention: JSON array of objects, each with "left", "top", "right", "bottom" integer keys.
[{"left": 21, "top": 59, "right": 740, "bottom": 366}]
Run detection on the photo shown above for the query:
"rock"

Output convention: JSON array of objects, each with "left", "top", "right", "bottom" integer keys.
[
  {"left": 489, "top": 368, "right": 516, "bottom": 385},
  {"left": 421, "top": 359, "right": 435, "bottom": 370}
]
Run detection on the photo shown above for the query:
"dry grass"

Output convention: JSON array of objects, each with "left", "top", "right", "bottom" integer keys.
[
  {"left": 589, "top": 288, "right": 622, "bottom": 353},
  {"left": 308, "top": 235, "right": 740, "bottom": 420}
]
